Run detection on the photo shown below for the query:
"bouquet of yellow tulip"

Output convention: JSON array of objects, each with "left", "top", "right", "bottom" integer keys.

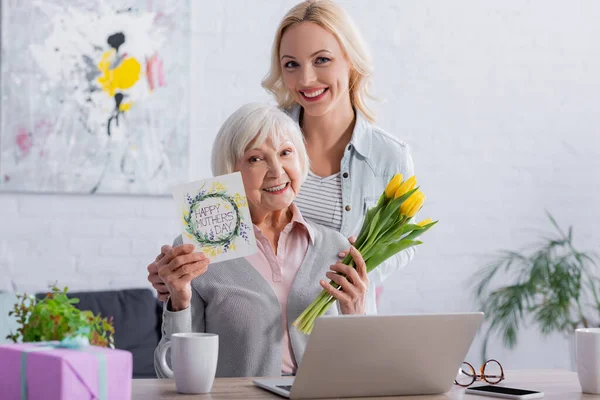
[{"left": 292, "top": 174, "right": 438, "bottom": 334}]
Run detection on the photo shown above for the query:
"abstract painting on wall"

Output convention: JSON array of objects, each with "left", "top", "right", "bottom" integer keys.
[{"left": 0, "top": 0, "right": 189, "bottom": 194}]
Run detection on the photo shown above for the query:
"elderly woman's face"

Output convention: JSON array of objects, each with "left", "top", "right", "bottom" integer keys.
[{"left": 236, "top": 134, "right": 303, "bottom": 217}]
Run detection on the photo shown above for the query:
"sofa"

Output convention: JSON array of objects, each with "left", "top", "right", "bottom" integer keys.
[{"left": 0, "top": 288, "right": 162, "bottom": 378}]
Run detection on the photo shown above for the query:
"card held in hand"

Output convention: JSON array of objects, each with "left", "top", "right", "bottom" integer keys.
[{"left": 172, "top": 172, "right": 258, "bottom": 263}]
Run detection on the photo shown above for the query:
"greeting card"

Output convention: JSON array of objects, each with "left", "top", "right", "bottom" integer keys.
[{"left": 172, "top": 172, "right": 257, "bottom": 263}]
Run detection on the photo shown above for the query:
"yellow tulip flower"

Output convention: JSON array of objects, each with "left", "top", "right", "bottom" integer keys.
[
  {"left": 384, "top": 173, "right": 403, "bottom": 198},
  {"left": 293, "top": 172, "right": 437, "bottom": 334},
  {"left": 417, "top": 218, "right": 433, "bottom": 227},
  {"left": 407, "top": 193, "right": 425, "bottom": 217},
  {"left": 400, "top": 190, "right": 419, "bottom": 216},
  {"left": 400, "top": 191, "right": 425, "bottom": 218},
  {"left": 394, "top": 176, "right": 417, "bottom": 199}
]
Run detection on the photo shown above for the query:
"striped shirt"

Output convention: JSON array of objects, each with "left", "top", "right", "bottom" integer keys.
[{"left": 294, "top": 171, "right": 343, "bottom": 231}]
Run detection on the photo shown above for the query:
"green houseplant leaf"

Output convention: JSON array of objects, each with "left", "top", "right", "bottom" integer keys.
[
  {"left": 6, "top": 284, "right": 115, "bottom": 348},
  {"left": 472, "top": 212, "right": 599, "bottom": 361}
]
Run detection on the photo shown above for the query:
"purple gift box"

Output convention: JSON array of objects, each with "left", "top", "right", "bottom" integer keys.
[{"left": 0, "top": 343, "right": 132, "bottom": 400}]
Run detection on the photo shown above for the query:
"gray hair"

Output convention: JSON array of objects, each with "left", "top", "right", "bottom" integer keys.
[{"left": 211, "top": 103, "right": 310, "bottom": 180}]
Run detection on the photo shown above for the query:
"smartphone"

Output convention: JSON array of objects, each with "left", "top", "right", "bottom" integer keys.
[{"left": 465, "top": 385, "right": 544, "bottom": 399}]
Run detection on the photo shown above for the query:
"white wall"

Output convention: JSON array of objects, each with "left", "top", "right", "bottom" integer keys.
[{"left": 1, "top": 0, "right": 598, "bottom": 370}]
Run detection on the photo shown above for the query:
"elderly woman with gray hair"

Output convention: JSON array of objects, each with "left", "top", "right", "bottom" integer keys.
[{"left": 154, "top": 103, "right": 368, "bottom": 378}]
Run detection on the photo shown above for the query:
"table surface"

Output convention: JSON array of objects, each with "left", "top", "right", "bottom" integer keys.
[{"left": 132, "top": 369, "right": 600, "bottom": 399}]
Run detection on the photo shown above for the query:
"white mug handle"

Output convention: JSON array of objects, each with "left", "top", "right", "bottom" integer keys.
[{"left": 158, "top": 341, "right": 174, "bottom": 379}]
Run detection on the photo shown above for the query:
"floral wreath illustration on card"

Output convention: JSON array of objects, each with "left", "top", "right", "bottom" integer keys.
[{"left": 182, "top": 182, "right": 252, "bottom": 257}]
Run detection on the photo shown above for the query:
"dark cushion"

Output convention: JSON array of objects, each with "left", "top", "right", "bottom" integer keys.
[{"left": 37, "top": 288, "right": 162, "bottom": 378}]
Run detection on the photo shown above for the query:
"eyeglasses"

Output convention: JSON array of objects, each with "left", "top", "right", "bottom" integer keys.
[{"left": 454, "top": 359, "right": 505, "bottom": 387}]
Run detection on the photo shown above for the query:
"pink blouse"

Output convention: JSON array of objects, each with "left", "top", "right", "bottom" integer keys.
[{"left": 245, "top": 203, "right": 314, "bottom": 374}]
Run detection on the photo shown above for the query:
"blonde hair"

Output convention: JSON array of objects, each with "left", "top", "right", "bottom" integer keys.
[
  {"left": 261, "top": 0, "right": 376, "bottom": 122},
  {"left": 211, "top": 103, "right": 310, "bottom": 181}
]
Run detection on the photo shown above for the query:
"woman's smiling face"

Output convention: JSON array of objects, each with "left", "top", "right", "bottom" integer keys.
[
  {"left": 236, "top": 134, "right": 303, "bottom": 218},
  {"left": 279, "top": 22, "right": 353, "bottom": 118}
]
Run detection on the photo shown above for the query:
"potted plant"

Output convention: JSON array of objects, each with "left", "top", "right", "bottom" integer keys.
[
  {"left": 6, "top": 285, "right": 115, "bottom": 347},
  {"left": 472, "top": 212, "right": 599, "bottom": 360}
]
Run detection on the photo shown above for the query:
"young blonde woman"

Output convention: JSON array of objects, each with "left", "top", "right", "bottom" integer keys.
[
  {"left": 262, "top": 0, "right": 416, "bottom": 313},
  {"left": 147, "top": 0, "right": 415, "bottom": 315}
]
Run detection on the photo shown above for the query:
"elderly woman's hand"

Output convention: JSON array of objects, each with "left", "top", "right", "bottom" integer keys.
[
  {"left": 155, "top": 244, "right": 210, "bottom": 311},
  {"left": 147, "top": 245, "right": 173, "bottom": 302},
  {"left": 321, "top": 245, "right": 369, "bottom": 315}
]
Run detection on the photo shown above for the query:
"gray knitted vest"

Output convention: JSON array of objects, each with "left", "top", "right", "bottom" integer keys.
[{"left": 155, "top": 222, "right": 348, "bottom": 378}]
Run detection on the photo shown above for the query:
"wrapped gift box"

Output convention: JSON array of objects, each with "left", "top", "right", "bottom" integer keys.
[{"left": 0, "top": 343, "right": 132, "bottom": 400}]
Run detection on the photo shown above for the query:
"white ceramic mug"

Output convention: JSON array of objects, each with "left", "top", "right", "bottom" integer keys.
[
  {"left": 157, "top": 332, "right": 219, "bottom": 394},
  {"left": 576, "top": 328, "right": 600, "bottom": 394}
]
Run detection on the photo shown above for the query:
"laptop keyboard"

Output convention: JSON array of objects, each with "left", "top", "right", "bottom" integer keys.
[{"left": 276, "top": 385, "right": 293, "bottom": 392}]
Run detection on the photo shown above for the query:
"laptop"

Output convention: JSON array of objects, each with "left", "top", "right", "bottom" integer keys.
[{"left": 253, "top": 312, "right": 484, "bottom": 399}]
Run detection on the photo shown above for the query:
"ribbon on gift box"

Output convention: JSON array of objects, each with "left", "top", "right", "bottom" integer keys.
[{"left": 19, "top": 328, "right": 107, "bottom": 400}]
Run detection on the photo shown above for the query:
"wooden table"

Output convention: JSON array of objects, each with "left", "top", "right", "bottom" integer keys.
[{"left": 132, "top": 370, "right": 600, "bottom": 399}]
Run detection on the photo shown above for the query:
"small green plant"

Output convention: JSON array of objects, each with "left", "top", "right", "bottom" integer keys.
[
  {"left": 6, "top": 285, "right": 115, "bottom": 348},
  {"left": 472, "top": 212, "right": 599, "bottom": 360}
]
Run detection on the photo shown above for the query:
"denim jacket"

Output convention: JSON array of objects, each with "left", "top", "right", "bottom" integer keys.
[{"left": 288, "top": 105, "right": 416, "bottom": 314}]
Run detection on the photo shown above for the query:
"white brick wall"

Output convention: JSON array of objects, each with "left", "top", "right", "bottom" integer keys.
[{"left": 0, "top": 0, "right": 598, "bottom": 369}]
